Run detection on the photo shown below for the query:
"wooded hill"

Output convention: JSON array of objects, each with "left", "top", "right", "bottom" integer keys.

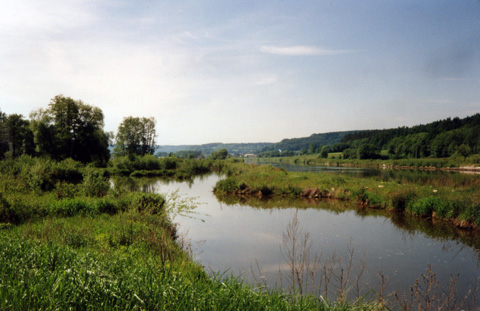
[
  {"left": 340, "top": 114, "right": 480, "bottom": 159},
  {"left": 155, "top": 142, "right": 272, "bottom": 157},
  {"left": 156, "top": 113, "right": 480, "bottom": 159},
  {"left": 155, "top": 132, "right": 355, "bottom": 158}
]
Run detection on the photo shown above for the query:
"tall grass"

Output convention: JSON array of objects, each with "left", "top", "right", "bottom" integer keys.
[
  {"left": 214, "top": 162, "right": 480, "bottom": 228},
  {"left": 0, "top": 212, "right": 371, "bottom": 310}
]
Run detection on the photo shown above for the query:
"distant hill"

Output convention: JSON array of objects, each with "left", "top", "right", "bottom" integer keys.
[
  {"left": 155, "top": 131, "right": 355, "bottom": 156},
  {"left": 155, "top": 114, "right": 480, "bottom": 159},
  {"left": 340, "top": 113, "right": 480, "bottom": 159},
  {"left": 260, "top": 131, "right": 356, "bottom": 153},
  {"left": 155, "top": 142, "right": 272, "bottom": 156}
]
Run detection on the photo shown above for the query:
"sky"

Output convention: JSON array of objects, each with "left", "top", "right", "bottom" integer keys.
[{"left": 1, "top": 1, "right": 479, "bottom": 145}]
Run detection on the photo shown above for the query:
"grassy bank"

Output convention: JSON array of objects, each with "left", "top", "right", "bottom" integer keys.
[
  {"left": 214, "top": 162, "right": 480, "bottom": 229},
  {"left": 2, "top": 156, "right": 479, "bottom": 309},
  {"left": 0, "top": 156, "right": 385, "bottom": 310},
  {"left": 3, "top": 213, "right": 348, "bottom": 310}
]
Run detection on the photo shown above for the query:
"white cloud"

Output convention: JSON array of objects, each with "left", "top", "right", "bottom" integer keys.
[
  {"left": 260, "top": 45, "right": 351, "bottom": 56},
  {"left": 254, "top": 74, "right": 278, "bottom": 86}
]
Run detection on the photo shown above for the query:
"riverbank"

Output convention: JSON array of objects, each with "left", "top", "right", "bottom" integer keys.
[
  {"left": 214, "top": 161, "right": 480, "bottom": 230},
  {"left": 0, "top": 156, "right": 386, "bottom": 310},
  {"left": 1, "top": 157, "right": 479, "bottom": 309}
]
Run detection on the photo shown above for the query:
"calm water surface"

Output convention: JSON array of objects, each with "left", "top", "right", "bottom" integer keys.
[{"left": 120, "top": 171, "right": 480, "bottom": 297}]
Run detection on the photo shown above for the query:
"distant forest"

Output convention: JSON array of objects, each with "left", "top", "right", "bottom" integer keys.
[
  {"left": 256, "top": 114, "right": 480, "bottom": 160},
  {"left": 157, "top": 114, "right": 480, "bottom": 160},
  {"left": 339, "top": 114, "right": 480, "bottom": 159}
]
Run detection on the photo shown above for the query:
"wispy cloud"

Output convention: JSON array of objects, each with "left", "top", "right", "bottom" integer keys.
[
  {"left": 260, "top": 45, "right": 352, "bottom": 56},
  {"left": 254, "top": 74, "right": 278, "bottom": 86}
]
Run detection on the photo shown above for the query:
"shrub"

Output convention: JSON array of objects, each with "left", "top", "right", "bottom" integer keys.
[
  {"left": 161, "top": 157, "right": 178, "bottom": 170},
  {"left": 130, "top": 170, "right": 148, "bottom": 177},
  {"left": 260, "top": 185, "right": 273, "bottom": 196},
  {"left": 54, "top": 181, "right": 80, "bottom": 199},
  {"left": 95, "top": 199, "right": 119, "bottom": 215},
  {"left": 214, "top": 178, "right": 239, "bottom": 193},
  {"left": 135, "top": 154, "right": 161, "bottom": 170},
  {"left": 128, "top": 193, "right": 166, "bottom": 215},
  {"left": 82, "top": 167, "right": 110, "bottom": 197},
  {"left": 53, "top": 158, "right": 83, "bottom": 181},
  {"left": 391, "top": 190, "right": 417, "bottom": 212},
  {"left": 458, "top": 204, "right": 480, "bottom": 226},
  {"left": 49, "top": 198, "right": 97, "bottom": 217},
  {"left": 409, "top": 196, "right": 454, "bottom": 218}
]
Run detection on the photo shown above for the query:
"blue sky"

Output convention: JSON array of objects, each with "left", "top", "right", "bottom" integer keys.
[{"left": 1, "top": 1, "right": 479, "bottom": 144}]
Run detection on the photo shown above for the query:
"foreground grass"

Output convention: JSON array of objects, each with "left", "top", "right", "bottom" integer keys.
[
  {"left": 214, "top": 162, "right": 480, "bottom": 229},
  {"left": 0, "top": 213, "right": 385, "bottom": 310},
  {"left": 0, "top": 157, "right": 383, "bottom": 310},
  {"left": 1, "top": 157, "right": 478, "bottom": 309}
]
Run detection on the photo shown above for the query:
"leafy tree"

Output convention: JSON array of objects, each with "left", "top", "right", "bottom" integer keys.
[
  {"left": 308, "top": 142, "right": 317, "bottom": 154},
  {"left": 357, "top": 143, "right": 380, "bottom": 159},
  {"left": 457, "top": 144, "right": 471, "bottom": 161},
  {"left": 115, "top": 116, "right": 156, "bottom": 156},
  {"left": 0, "top": 110, "right": 8, "bottom": 158},
  {"left": 175, "top": 150, "right": 202, "bottom": 159},
  {"left": 5, "top": 114, "right": 33, "bottom": 158},
  {"left": 319, "top": 145, "right": 330, "bottom": 158},
  {"left": 30, "top": 95, "right": 110, "bottom": 164},
  {"left": 342, "top": 148, "right": 357, "bottom": 159},
  {"left": 209, "top": 148, "right": 228, "bottom": 160}
]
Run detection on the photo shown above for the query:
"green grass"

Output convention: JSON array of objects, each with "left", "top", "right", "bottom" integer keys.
[
  {"left": 1, "top": 157, "right": 478, "bottom": 309},
  {"left": 214, "top": 162, "right": 480, "bottom": 228},
  {"left": 0, "top": 157, "right": 386, "bottom": 310},
  {"left": 0, "top": 212, "right": 383, "bottom": 310}
]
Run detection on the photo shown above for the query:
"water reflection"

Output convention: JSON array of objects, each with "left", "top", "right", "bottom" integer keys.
[
  {"left": 256, "top": 160, "right": 480, "bottom": 187},
  {"left": 116, "top": 173, "right": 480, "bottom": 298}
]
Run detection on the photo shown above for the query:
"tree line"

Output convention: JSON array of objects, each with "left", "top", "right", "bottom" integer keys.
[
  {"left": 339, "top": 114, "right": 480, "bottom": 159},
  {"left": 256, "top": 114, "right": 480, "bottom": 160},
  {"left": 0, "top": 95, "right": 157, "bottom": 165}
]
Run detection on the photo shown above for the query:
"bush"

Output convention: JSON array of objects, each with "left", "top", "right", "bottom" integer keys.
[
  {"left": 409, "top": 196, "right": 455, "bottom": 218},
  {"left": 161, "top": 157, "right": 178, "bottom": 170},
  {"left": 214, "top": 178, "right": 239, "bottom": 193},
  {"left": 95, "top": 199, "right": 119, "bottom": 215},
  {"left": 54, "top": 182, "right": 80, "bottom": 199},
  {"left": 391, "top": 190, "right": 417, "bottom": 212},
  {"left": 259, "top": 185, "right": 273, "bottom": 196},
  {"left": 458, "top": 204, "right": 480, "bottom": 226},
  {"left": 82, "top": 167, "right": 110, "bottom": 197},
  {"left": 128, "top": 193, "right": 166, "bottom": 215},
  {"left": 49, "top": 198, "right": 98, "bottom": 217},
  {"left": 0, "top": 194, "right": 35, "bottom": 224}
]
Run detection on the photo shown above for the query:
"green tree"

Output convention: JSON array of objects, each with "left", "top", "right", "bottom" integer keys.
[
  {"left": 357, "top": 143, "right": 379, "bottom": 159},
  {"left": 210, "top": 148, "right": 228, "bottom": 160},
  {"left": 0, "top": 110, "right": 8, "bottom": 158},
  {"left": 5, "top": 114, "right": 32, "bottom": 158},
  {"left": 319, "top": 145, "right": 330, "bottom": 158},
  {"left": 30, "top": 95, "right": 110, "bottom": 163},
  {"left": 115, "top": 116, "right": 156, "bottom": 156},
  {"left": 308, "top": 142, "right": 317, "bottom": 154},
  {"left": 456, "top": 144, "right": 471, "bottom": 161},
  {"left": 343, "top": 148, "right": 357, "bottom": 159}
]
